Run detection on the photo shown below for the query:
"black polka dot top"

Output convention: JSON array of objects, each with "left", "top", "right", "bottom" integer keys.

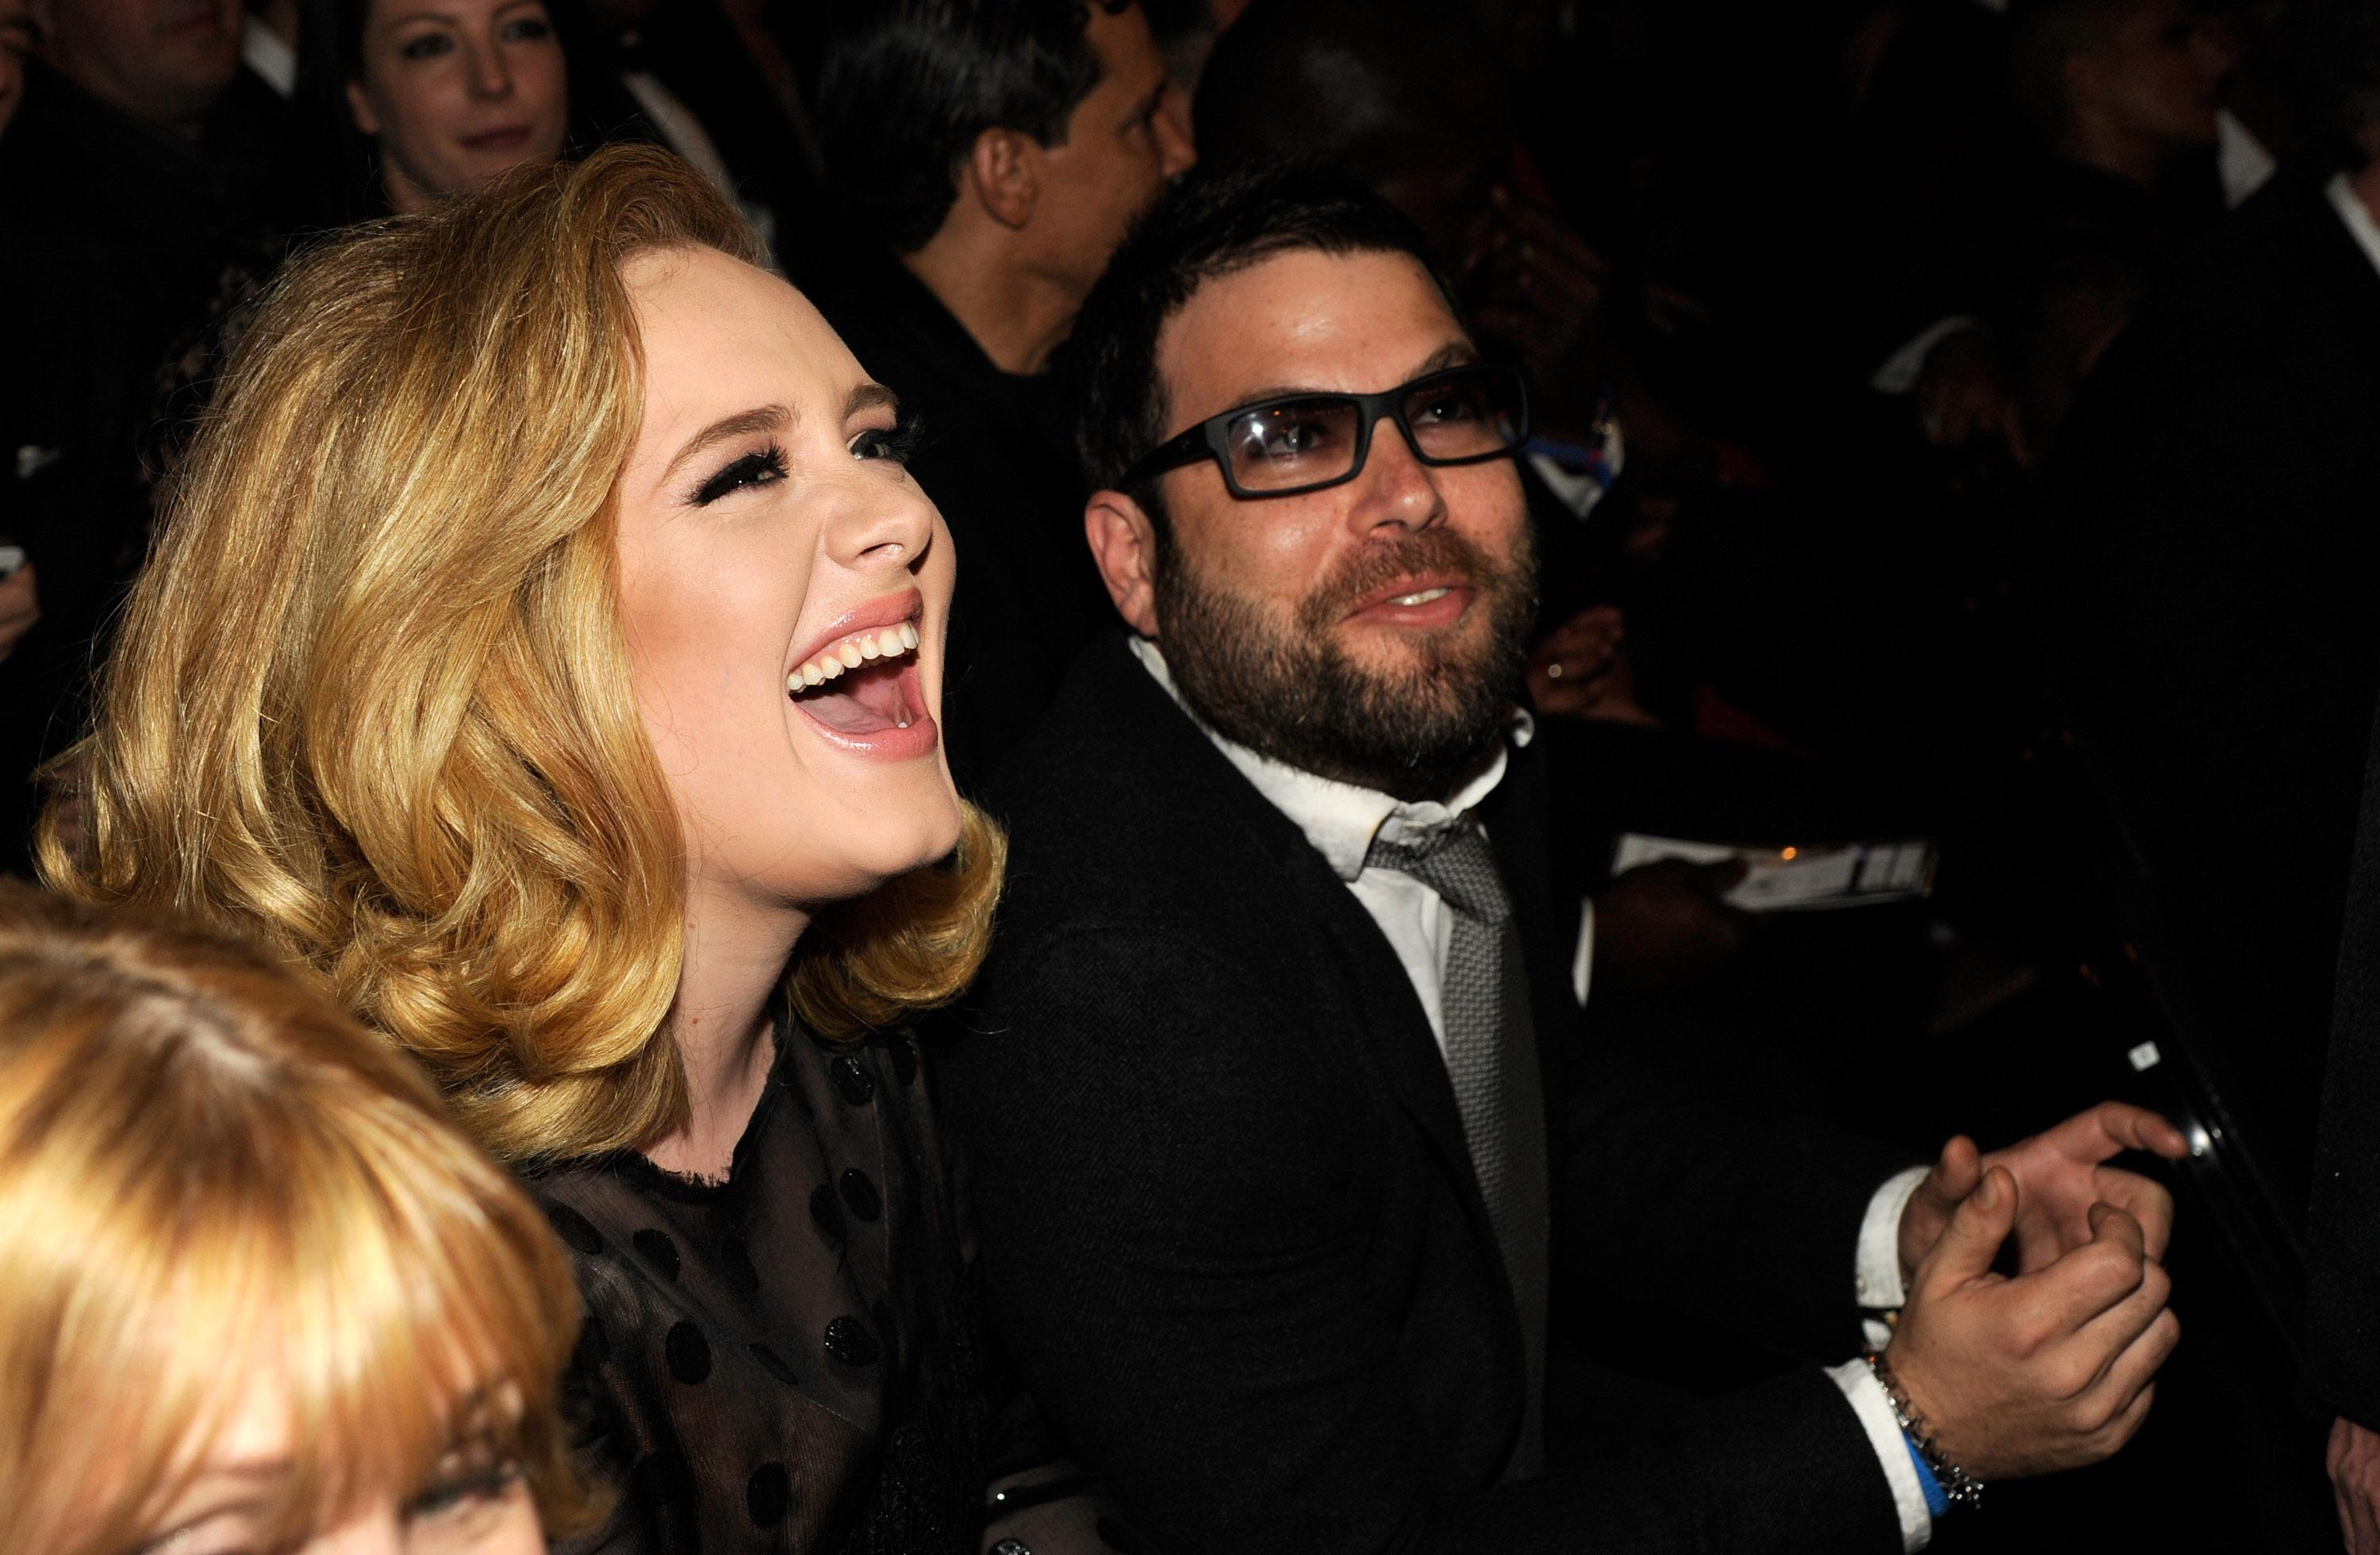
[{"left": 530, "top": 1013, "right": 985, "bottom": 1553}]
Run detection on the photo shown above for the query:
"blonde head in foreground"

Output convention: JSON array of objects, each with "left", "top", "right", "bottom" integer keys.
[
  {"left": 0, "top": 885, "right": 588, "bottom": 1555},
  {"left": 43, "top": 144, "right": 1002, "bottom": 1164}
]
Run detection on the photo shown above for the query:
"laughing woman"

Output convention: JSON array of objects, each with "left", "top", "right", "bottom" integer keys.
[{"left": 45, "top": 146, "right": 1004, "bottom": 1552}]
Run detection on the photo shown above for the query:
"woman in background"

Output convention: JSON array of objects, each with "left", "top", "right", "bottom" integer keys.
[
  {"left": 0, "top": 885, "right": 589, "bottom": 1555},
  {"left": 47, "top": 145, "right": 1007, "bottom": 1551},
  {"left": 298, "top": 0, "right": 587, "bottom": 221}
]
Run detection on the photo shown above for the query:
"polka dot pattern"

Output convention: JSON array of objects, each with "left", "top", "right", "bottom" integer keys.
[
  {"left": 824, "top": 1315, "right": 880, "bottom": 1366},
  {"left": 665, "top": 1320, "right": 712, "bottom": 1384},
  {"left": 547, "top": 1203, "right": 605, "bottom": 1254},
  {"left": 839, "top": 1168, "right": 882, "bottom": 1222},
  {"left": 632, "top": 1228, "right": 681, "bottom": 1280},
  {"left": 831, "top": 1054, "right": 875, "bottom": 1106},
  {"left": 747, "top": 1461, "right": 791, "bottom": 1526}
]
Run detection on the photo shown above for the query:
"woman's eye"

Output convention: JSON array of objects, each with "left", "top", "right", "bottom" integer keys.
[
  {"left": 407, "top": 1463, "right": 524, "bottom": 1526},
  {"left": 850, "top": 421, "right": 920, "bottom": 466},
  {"left": 693, "top": 447, "right": 788, "bottom": 505},
  {"left": 501, "top": 16, "right": 554, "bottom": 43},
  {"left": 398, "top": 32, "right": 454, "bottom": 61}
]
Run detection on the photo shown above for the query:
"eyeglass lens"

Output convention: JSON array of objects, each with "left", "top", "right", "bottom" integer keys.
[{"left": 1221, "top": 370, "right": 1524, "bottom": 493}]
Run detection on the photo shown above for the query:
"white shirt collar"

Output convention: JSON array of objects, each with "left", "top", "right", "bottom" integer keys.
[
  {"left": 1129, "top": 635, "right": 1534, "bottom": 882},
  {"left": 241, "top": 18, "right": 297, "bottom": 98},
  {"left": 2328, "top": 172, "right": 2380, "bottom": 285}
]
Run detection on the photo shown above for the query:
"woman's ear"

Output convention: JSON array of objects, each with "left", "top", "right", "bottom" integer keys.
[
  {"left": 345, "top": 77, "right": 382, "bottom": 137},
  {"left": 1084, "top": 490, "right": 1162, "bottom": 640}
]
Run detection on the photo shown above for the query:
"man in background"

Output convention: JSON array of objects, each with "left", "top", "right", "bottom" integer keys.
[{"left": 808, "top": 0, "right": 1194, "bottom": 786}]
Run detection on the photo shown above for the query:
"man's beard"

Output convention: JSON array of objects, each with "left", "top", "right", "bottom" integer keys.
[{"left": 1155, "top": 521, "right": 1540, "bottom": 803}]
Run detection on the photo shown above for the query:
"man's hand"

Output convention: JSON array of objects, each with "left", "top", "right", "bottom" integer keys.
[
  {"left": 1898, "top": 1102, "right": 2187, "bottom": 1282},
  {"left": 1527, "top": 605, "right": 1658, "bottom": 725},
  {"left": 1887, "top": 1168, "right": 2178, "bottom": 1480},
  {"left": 1914, "top": 324, "right": 2032, "bottom": 468},
  {"left": 2332, "top": 1416, "right": 2380, "bottom": 1552}
]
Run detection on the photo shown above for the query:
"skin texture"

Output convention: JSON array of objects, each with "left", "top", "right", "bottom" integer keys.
[
  {"left": 906, "top": 0, "right": 1195, "bottom": 375},
  {"left": 345, "top": 0, "right": 567, "bottom": 214},
  {"left": 130, "top": 1376, "right": 543, "bottom": 1555},
  {"left": 613, "top": 244, "right": 958, "bottom": 1181},
  {"left": 25, "top": 0, "right": 239, "bottom": 136},
  {"left": 0, "top": 0, "right": 33, "bottom": 141},
  {"left": 1085, "top": 248, "right": 1533, "bottom": 801}
]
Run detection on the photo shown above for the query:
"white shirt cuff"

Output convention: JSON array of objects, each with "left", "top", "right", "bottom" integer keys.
[
  {"left": 1856, "top": 1165, "right": 1929, "bottom": 1319},
  {"left": 1828, "top": 1359, "right": 1935, "bottom": 1551},
  {"left": 1870, "top": 316, "right": 1980, "bottom": 395}
]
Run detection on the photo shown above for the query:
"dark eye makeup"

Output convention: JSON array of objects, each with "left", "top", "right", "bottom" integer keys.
[
  {"left": 693, "top": 446, "right": 789, "bottom": 505},
  {"left": 850, "top": 417, "right": 923, "bottom": 466}
]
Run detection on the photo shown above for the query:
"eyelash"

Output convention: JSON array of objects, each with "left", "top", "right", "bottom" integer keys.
[
  {"left": 408, "top": 1461, "right": 524, "bottom": 1521},
  {"left": 852, "top": 418, "right": 923, "bottom": 466},
  {"left": 693, "top": 446, "right": 789, "bottom": 505}
]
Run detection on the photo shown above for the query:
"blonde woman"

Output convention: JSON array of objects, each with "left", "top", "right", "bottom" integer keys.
[
  {"left": 0, "top": 885, "right": 588, "bottom": 1555},
  {"left": 47, "top": 145, "right": 1005, "bottom": 1551}
]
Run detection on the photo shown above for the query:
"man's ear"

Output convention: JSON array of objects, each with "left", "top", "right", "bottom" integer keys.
[
  {"left": 964, "top": 126, "right": 1039, "bottom": 231},
  {"left": 345, "top": 79, "right": 382, "bottom": 136},
  {"left": 1084, "top": 490, "right": 1162, "bottom": 639}
]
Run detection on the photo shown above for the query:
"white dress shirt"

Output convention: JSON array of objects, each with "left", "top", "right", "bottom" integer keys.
[
  {"left": 1129, "top": 637, "right": 1934, "bottom": 1548},
  {"left": 2328, "top": 173, "right": 2380, "bottom": 284}
]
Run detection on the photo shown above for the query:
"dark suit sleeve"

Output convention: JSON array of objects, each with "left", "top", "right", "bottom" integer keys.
[
  {"left": 1552, "top": 1042, "right": 1917, "bottom": 1362},
  {"left": 2306, "top": 692, "right": 2380, "bottom": 1429},
  {"left": 950, "top": 926, "right": 1905, "bottom": 1555}
]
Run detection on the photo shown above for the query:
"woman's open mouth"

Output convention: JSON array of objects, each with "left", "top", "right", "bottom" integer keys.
[{"left": 787, "top": 621, "right": 928, "bottom": 740}]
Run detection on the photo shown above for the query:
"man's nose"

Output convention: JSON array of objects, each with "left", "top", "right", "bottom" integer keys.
[{"left": 1348, "top": 417, "right": 1445, "bottom": 535}]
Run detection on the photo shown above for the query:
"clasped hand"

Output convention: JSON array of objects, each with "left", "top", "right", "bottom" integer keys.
[{"left": 1883, "top": 1103, "right": 2189, "bottom": 1481}]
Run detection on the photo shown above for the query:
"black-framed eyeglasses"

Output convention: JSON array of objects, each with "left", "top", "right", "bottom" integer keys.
[{"left": 1119, "top": 364, "right": 1531, "bottom": 500}]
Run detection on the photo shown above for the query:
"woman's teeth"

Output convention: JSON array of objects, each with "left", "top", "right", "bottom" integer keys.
[
  {"left": 1389, "top": 586, "right": 1452, "bottom": 606},
  {"left": 788, "top": 622, "right": 920, "bottom": 692}
]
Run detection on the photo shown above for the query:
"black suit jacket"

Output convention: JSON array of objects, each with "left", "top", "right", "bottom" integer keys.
[
  {"left": 2032, "top": 173, "right": 2380, "bottom": 1208},
  {"left": 939, "top": 634, "right": 1910, "bottom": 1553}
]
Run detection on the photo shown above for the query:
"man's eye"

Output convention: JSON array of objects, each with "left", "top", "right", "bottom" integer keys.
[{"left": 693, "top": 447, "right": 788, "bottom": 504}]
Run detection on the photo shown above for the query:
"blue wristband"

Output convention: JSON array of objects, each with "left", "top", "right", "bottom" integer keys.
[{"left": 1902, "top": 1432, "right": 1951, "bottom": 1519}]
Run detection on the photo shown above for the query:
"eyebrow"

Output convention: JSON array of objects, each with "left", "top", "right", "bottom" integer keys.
[
  {"left": 660, "top": 403, "right": 792, "bottom": 488},
  {"left": 1224, "top": 340, "right": 1481, "bottom": 413},
  {"left": 846, "top": 382, "right": 900, "bottom": 422}
]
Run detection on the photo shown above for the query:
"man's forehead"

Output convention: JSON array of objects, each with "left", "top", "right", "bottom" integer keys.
[{"left": 1158, "top": 247, "right": 1471, "bottom": 413}]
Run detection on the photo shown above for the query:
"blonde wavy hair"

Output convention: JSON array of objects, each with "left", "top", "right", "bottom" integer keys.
[
  {"left": 0, "top": 884, "right": 592, "bottom": 1555},
  {"left": 41, "top": 144, "right": 1004, "bottom": 1163}
]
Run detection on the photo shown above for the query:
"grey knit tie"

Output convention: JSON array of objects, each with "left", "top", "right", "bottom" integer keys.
[{"left": 1365, "top": 819, "right": 1550, "bottom": 1478}]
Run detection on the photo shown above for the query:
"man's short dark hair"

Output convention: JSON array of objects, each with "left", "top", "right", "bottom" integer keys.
[
  {"left": 1065, "top": 162, "right": 1454, "bottom": 511},
  {"left": 811, "top": 0, "right": 1120, "bottom": 254},
  {"left": 1192, "top": 0, "right": 1506, "bottom": 191}
]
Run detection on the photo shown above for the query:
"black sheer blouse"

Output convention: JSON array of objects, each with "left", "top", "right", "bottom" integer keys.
[{"left": 530, "top": 1016, "right": 985, "bottom": 1553}]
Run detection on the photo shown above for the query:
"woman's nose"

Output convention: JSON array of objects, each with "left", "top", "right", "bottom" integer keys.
[
  {"left": 823, "top": 479, "right": 939, "bottom": 574},
  {"left": 469, "top": 43, "right": 516, "bottom": 101}
]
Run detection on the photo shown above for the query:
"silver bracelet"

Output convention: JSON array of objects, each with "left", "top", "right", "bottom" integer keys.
[{"left": 1865, "top": 1351, "right": 1987, "bottom": 1510}]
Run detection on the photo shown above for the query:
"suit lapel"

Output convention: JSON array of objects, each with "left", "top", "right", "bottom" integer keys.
[{"left": 1086, "top": 639, "right": 1526, "bottom": 1319}]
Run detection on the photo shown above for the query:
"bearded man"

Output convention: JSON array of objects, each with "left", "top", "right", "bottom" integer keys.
[{"left": 940, "top": 165, "right": 2189, "bottom": 1555}]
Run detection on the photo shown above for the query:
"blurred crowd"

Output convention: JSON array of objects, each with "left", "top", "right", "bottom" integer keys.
[{"left": 6, "top": 0, "right": 2380, "bottom": 1549}]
